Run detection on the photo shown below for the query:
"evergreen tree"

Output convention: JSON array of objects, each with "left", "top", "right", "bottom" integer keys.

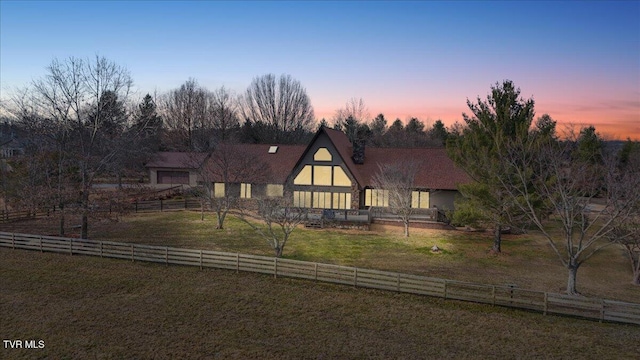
[{"left": 447, "top": 80, "right": 535, "bottom": 253}]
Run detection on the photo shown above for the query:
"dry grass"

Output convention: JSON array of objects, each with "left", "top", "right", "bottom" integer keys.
[
  {"left": 2, "top": 210, "right": 637, "bottom": 303},
  {"left": 2, "top": 248, "right": 639, "bottom": 359}
]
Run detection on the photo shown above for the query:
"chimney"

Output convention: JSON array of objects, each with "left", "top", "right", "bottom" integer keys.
[{"left": 352, "top": 140, "right": 365, "bottom": 164}]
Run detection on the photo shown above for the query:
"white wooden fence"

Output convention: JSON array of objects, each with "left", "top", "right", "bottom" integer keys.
[{"left": 1, "top": 231, "right": 638, "bottom": 326}]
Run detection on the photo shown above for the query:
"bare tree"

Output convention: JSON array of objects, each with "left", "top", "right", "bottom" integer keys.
[
  {"left": 236, "top": 196, "right": 308, "bottom": 257},
  {"left": 164, "top": 78, "right": 209, "bottom": 150},
  {"left": 609, "top": 220, "right": 640, "bottom": 286},
  {"left": 23, "top": 56, "right": 134, "bottom": 239},
  {"left": 240, "top": 74, "right": 314, "bottom": 141},
  {"left": 193, "top": 142, "right": 270, "bottom": 229},
  {"left": 209, "top": 86, "right": 240, "bottom": 141},
  {"left": 371, "top": 160, "right": 421, "bottom": 237},
  {"left": 499, "top": 129, "right": 640, "bottom": 295},
  {"left": 333, "top": 98, "right": 370, "bottom": 143}
]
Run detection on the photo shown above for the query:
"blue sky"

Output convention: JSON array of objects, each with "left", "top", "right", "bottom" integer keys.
[{"left": 1, "top": 1, "right": 639, "bottom": 138}]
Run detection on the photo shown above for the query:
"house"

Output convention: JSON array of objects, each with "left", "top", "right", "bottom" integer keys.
[
  {"left": 146, "top": 126, "right": 470, "bottom": 215},
  {"left": 288, "top": 126, "right": 469, "bottom": 211}
]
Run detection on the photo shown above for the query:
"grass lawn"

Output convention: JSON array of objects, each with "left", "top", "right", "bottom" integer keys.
[
  {"left": 2, "top": 210, "right": 638, "bottom": 303},
  {"left": 2, "top": 248, "right": 639, "bottom": 359}
]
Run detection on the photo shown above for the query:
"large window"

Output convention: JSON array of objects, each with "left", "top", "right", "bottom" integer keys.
[
  {"left": 293, "top": 191, "right": 351, "bottom": 209},
  {"left": 364, "top": 189, "right": 389, "bottom": 207},
  {"left": 294, "top": 165, "right": 312, "bottom": 185},
  {"left": 294, "top": 165, "right": 351, "bottom": 187},
  {"left": 240, "top": 183, "right": 252, "bottom": 199},
  {"left": 313, "top": 166, "right": 332, "bottom": 186}
]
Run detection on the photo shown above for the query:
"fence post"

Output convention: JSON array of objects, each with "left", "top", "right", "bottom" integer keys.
[
  {"left": 492, "top": 286, "right": 496, "bottom": 306},
  {"left": 544, "top": 293, "right": 548, "bottom": 315},
  {"left": 200, "top": 250, "right": 203, "bottom": 270},
  {"left": 100, "top": 241, "right": 103, "bottom": 258},
  {"left": 135, "top": 201, "right": 138, "bottom": 213},
  {"left": 165, "top": 247, "right": 169, "bottom": 265},
  {"left": 236, "top": 253, "right": 240, "bottom": 273},
  {"left": 160, "top": 199, "right": 163, "bottom": 212},
  {"left": 397, "top": 273, "right": 401, "bottom": 292},
  {"left": 314, "top": 263, "right": 318, "bottom": 281},
  {"left": 12, "top": 233, "right": 15, "bottom": 249},
  {"left": 600, "top": 299, "right": 605, "bottom": 323},
  {"left": 185, "top": 199, "right": 188, "bottom": 209},
  {"left": 354, "top": 267, "right": 358, "bottom": 287},
  {"left": 39, "top": 236, "right": 43, "bottom": 253},
  {"left": 274, "top": 258, "right": 278, "bottom": 278},
  {"left": 70, "top": 238, "right": 73, "bottom": 256},
  {"left": 444, "top": 281, "right": 448, "bottom": 299},
  {"left": 131, "top": 244, "right": 134, "bottom": 262}
]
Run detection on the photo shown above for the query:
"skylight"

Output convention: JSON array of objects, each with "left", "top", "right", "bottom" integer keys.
[{"left": 268, "top": 146, "right": 278, "bottom": 154}]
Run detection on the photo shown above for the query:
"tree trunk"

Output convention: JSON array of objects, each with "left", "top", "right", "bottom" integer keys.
[
  {"left": 216, "top": 212, "right": 225, "bottom": 229},
  {"left": 403, "top": 220, "right": 409, "bottom": 237},
  {"left": 81, "top": 212, "right": 88, "bottom": 239},
  {"left": 566, "top": 262, "right": 580, "bottom": 295},
  {"left": 275, "top": 246, "right": 283, "bottom": 258},
  {"left": 492, "top": 224, "right": 502, "bottom": 253},
  {"left": 633, "top": 271, "right": 640, "bottom": 286},
  {"left": 58, "top": 204, "right": 65, "bottom": 237}
]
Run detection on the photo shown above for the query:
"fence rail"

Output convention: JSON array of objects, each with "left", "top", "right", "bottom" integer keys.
[{"left": 1, "top": 231, "right": 638, "bottom": 326}]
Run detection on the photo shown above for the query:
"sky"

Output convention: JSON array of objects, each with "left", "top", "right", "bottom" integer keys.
[{"left": 1, "top": 1, "right": 639, "bottom": 139}]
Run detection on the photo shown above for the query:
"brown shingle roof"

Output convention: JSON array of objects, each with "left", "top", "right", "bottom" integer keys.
[
  {"left": 321, "top": 126, "right": 469, "bottom": 190},
  {"left": 356, "top": 147, "right": 470, "bottom": 190},
  {"left": 203, "top": 144, "right": 306, "bottom": 184}
]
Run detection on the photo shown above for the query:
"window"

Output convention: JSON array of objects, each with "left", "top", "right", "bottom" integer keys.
[
  {"left": 313, "top": 147, "right": 332, "bottom": 161},
  {"left": 333, "top": 166, "right": 351, "bottom": 186},
  {"left": 364, "top": 188, "right": 389, "bottom": 207},
  {"left": 293, "top": 191, "right": 312, "bottom": 207},
  {"left": 295, "top": 165, "right": 351, "bottom": 187},
  {"left": 411, "top": 191, "right": 430, "bottom": 208},
  {"left": 214, "top": 183, "right": 225, "bottom": 198},
  {"left": 313, "top": 192, "right": 332, "bottom": 209},
  {"left": 313, "top": 166, "right": 332, "bottom": 186},
  {"left": 294, "top": 165, "right": 312, "bottom": 185},
  {"left": 240, "top": 183, "right": 251, "bottom": 199},
  {"left": 266, "top": 184, "right": 283, "bottom": 197},
  {"left": 332, "top": 192, "right": 352, "bottom": 210}
]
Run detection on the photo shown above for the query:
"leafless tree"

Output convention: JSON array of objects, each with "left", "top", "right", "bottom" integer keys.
[
  {"left": 240, "top": 74, "right": 314, "bottom": 140},
  {"left": 236, "top": 196, "right": 308, "bottom": 257},
  {"left": 209, "top": 86, "right": 240, "bottom": 141},
  {"left": 371, "top": 160, "right": 421, "bottom": 237},
  {"left": 163, "top": 78, "right": 211, "bottom": 150},
  {"left": 499, "top": 130, "right": 640, "bottom": 295},
  {"left": 332, "top": 98, "right": 371, "bottom": 143},
  {"left": 21, "top": 56, "right": 134, "bottom": 238},
  {"left": 193, "top": 142, "right": 270, "bottom": 230}
]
